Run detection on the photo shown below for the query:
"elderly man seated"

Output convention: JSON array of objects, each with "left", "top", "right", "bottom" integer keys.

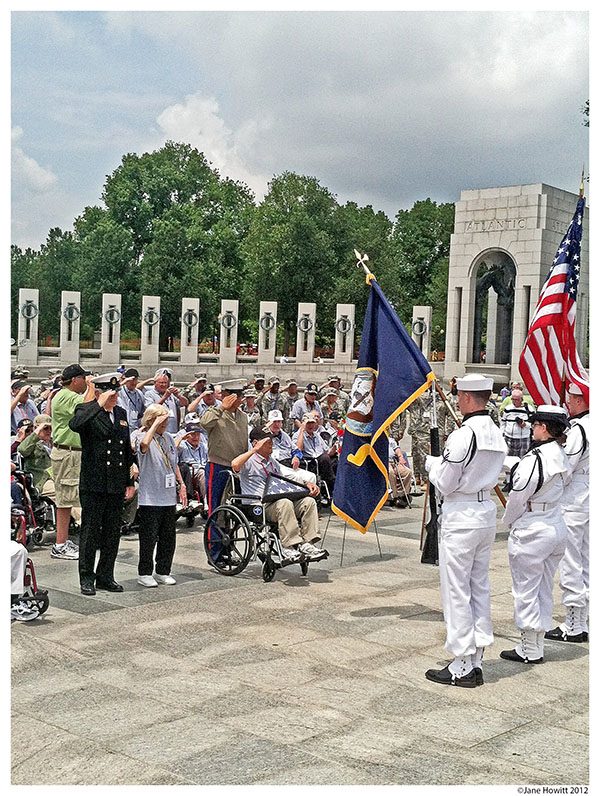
[
  {"left": 175, "top": 417, "right": 208, "bottom": 506},
  {"left": 232, "top": 427, "right": 327, "bottom": 562},
  {"left": 265, "top": 409, "right": 301, "bottom": 469},
  {"left": 388, "top": 436, "right": 412, "bottom": 508},
  {"left": 292, "top": 411, "right": 337, "bottom": 495}
]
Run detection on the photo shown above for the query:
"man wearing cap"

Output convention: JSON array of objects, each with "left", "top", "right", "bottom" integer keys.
[
  {"left": 281, "top": 378, "right": 299, "bottom": 433},
  {"left": 17, "top": 414, "right": 54, "bottom": 495},
  {"left": 424, "top": 373, "right": 507, "bottom": 687},
  {"left": 69, "top": 373, "right": 136, "bottom": 595},
  {"left": 320, "top": 388, "right": 345, "bottom": 424},
  {"left": 143, "top": 369, "right": 189, "bottom": 434},
  {"left": 500, "top": 389, "right": 535, "bottom": 459},
  {"left": 117, "top": 368, "right": 145, "bottom": 432},
  {"left": 242, "top": 388, "right": 262, "bottom": 430},
  {"left": 232, "top": 427, "right": 327, "bottom": 562},
  {"left": 266, "top": 410, "right": 301, "bottom": 469},
  {"left": 292, "top": 412, "right": 337, "bottom": 496},
  {"left": 319, "top": 375, "right": 350, "bottom": 413},
  {"left": 188, "top": 383, "right": 221, "bottom": 420},
  {"left": 545, "top": 384, "right": 590, "bottom": 644},
  {"left": 176, "top": 419, "right": 208, "bottom": 506},
  {"left": 183, "top": 373, "right": 208, "bottom": 406},
  {"left": 49, "top": 365, "right": 96, "bottom": 560},
  {"left": 260, "top": 376, "right": 289, "bottom": 428},
  {"left": 10, "top": 380, "right": 39, "bottom": 435},
  {"left": 291, "top": 383, "right": 323, "bottom": 430},
  {"left": 500, "top": 405, "right": 570, "bottom": 664},
  {"left": 200, "top": 379, "right": 250, "bottom": 526}
]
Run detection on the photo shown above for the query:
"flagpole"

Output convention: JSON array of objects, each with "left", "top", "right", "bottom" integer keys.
[{"left": 579, "top": 166, "right": 585, "bottom": 198}]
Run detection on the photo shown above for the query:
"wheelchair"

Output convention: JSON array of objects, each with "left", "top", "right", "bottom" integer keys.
[
  {"left": 11, "top": 505, "right": 50, "bottom": 615},
  {"left": 11, "top": 466, "right": 57, "bottom": 547},
  {"left": 298, "top": 456, "right": 333, "bottom": 507},
  {"left": 203, "top": 473, "right": 327, "bottom": 582}
]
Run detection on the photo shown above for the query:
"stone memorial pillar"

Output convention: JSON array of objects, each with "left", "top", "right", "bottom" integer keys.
[
  {"left": 141, "top": 296, "right": 161, "bottom": 365},
  {"left": 219, "top": 299, "right": 239, "bottom": 365},
  {"left": 295, "top": 302, "right": 316, "bottom": 365},
  {"left": 101, "top": 293, "right": 122, "bottom": 365},
  {"left": 411, "top": 305, "right": 432, "bottom": 360},
  {"left": 60, "top": 290, "right": 81, "bottom": 365},
  {"left": 180, "top": 298, "right": 200, "bottom": 365},
  {"left": 16, "top": 288, "right": 40, "bottom": 366},
  {"left": 258, "top": 301, "right": 277, "bottom": 365},
  {"left": 334, "top": 303, "right": 355, "bottom": 364}
]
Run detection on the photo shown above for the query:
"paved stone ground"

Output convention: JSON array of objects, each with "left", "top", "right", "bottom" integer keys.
[{"left": 11, "top": 495, "right": 588, "bottom": 786}]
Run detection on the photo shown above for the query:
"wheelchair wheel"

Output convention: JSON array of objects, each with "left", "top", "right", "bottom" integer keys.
[
  {"left": 31, "top": 528, "right": 45, "bottom": 546},
  {"left": 185, "top": 514, "right": 195, "bottom": 528},
  {"left": 204, "top": 505, "right": 253, "bottom": 576},
  {"left": 262, "top": 558, "right": 276, "bottom": 582},
  {"left": 35, "top": 591, "right": 50, "bottom": 615}
]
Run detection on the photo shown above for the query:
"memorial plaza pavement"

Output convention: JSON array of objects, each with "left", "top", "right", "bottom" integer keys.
[{"left": 11, "top": 485, "right": 589, "bottom": 788}]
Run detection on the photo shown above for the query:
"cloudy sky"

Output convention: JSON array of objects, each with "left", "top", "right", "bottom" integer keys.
[{"left": 11, "top": 9, "right": 589, "bottom": 250}]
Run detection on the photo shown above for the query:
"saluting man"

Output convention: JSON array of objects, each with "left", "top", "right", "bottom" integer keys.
[
  {"left": 425, "top": 374, "right": 507, "bottom": 687},
  {"left": 546, "top": 383, "right": 590, "bottom": 643},
  {"left": 69, "top": 373, "right": 135, "bottom": 595}
]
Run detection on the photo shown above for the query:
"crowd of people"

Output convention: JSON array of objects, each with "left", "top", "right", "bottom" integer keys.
[{"left": 10, "top": 362, "right": 589, "bottom": 686}]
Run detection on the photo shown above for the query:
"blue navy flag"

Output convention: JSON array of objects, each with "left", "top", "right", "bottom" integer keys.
[{"left": 332, "top": 277, "right": 434, "bottom": 533}]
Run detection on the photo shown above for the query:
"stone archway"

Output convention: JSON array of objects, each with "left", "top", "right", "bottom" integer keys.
[{"left": 471, "top": 250, "right": 516, "bottom": 365}]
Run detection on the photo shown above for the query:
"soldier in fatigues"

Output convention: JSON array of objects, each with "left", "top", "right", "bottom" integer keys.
[
  {"left": 69, "top": 373, "right": 135, "bottom": 595},
  {"left": 242, "top": 387, "right": 263, "bottom": 431},
  {"left": 259, "top": 376, "right": 289, "bottom": 429},
  {"left": 407, "top": 388, "right": 445, "bottom": 485},
  {"left": 425, "top": 374, "right": 507, "bottom": 687}
]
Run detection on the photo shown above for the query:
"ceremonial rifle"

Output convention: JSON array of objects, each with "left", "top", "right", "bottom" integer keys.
[{"left": 420, "top": 383, "right": 440, "bottom": 565}]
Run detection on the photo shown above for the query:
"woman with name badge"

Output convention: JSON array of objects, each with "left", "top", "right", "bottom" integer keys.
[{"left": 133, "top": 404, "right": 187, "bottom": 587}]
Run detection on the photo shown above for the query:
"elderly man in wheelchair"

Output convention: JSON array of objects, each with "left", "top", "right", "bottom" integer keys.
[{"left": 203, "top": 426, "right": 328, "bottom": 582}]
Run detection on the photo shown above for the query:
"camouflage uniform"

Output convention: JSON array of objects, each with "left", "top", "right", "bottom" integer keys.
[
  {"left": 406, "top": 392, "right": 446, "bottom": 483},
  {"left": 282, "top": 382, "right": 299, "bottom": 434},
  {"left": 259, "top": 389, "right": 290, "bottom": 428},
  {"left": 321, "top": 390, "right": 345, "bottom": 423},
  {"left": 487, "top": 399, "right": 500, "bottom": 427}
]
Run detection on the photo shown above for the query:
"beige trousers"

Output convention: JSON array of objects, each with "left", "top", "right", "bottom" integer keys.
[{"left": 264, "top": 497, "right": 319, "bottom": 548}]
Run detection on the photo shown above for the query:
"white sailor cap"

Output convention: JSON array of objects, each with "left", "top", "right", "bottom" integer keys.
[
  {"left": 531, "top": 405, "right": 568, "bottom": 427},
  {"left": 567, "top": 383, "right": 584, "bottom": 396},
  {"left": 456, "top": 373, "right": 494, "bottom": 392},
  {"left": 266, "top": 409, "right": 284, "bottom": 425},
  {"left": 91, "top": 372, "right": 122, "bottom": 391}
]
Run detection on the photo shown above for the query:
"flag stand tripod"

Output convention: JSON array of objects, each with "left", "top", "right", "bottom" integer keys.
[{"left": 321, "top": 511, "right": 382, "bottom": 567}]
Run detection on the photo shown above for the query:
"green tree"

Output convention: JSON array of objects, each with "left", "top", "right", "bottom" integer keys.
[{"left": 242, "top": 172, "right": 340, "bottom": 353}]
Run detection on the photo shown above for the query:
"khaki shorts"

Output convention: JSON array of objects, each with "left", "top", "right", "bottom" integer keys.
[{"left": 50, "top": 448, "right": 81, "bottom": 508}]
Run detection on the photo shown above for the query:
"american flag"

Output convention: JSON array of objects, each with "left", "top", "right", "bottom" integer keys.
[
  {"left": 263, "top": 473, "right": 310, "bottom": 503},
  {"left": 519, "top": 196, "right": 589, "bottom": 406}
]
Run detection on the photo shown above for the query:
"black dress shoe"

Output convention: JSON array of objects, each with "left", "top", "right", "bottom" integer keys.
[
  {"left": 425, "top": 665, "right": 477, "bottom": 688},
  {"left": 474, "top": 667, "right": 484, "bottom": 686},
  {"left": 544, "top": 626, "right": 586, "bottom": 643},
  {"left": 95, "top": 580, "right": 124, "bottom": 592},
  {"left": 80, "top": 582, "right": 96, "bottom": 596},
  {"left": 499, "top": 648, "right": 543, "bottom": 664}
]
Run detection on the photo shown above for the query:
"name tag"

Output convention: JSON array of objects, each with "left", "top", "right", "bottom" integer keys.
[{"left": 165, "top": 473, "right": 176, "bottom": 488}]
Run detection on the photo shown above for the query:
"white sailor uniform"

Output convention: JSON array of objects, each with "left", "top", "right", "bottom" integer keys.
[
  {"left": 502, "top": 437, "right": 570, "bottom": 661},
  {"left": 426, "top": 410, "right": 507, "bottom": 676},
  {"left": 556, "top": 411, "right": 589, "bottom": 639}
]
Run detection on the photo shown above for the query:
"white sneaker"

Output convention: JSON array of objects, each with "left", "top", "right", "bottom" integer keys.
[
  {"left": 280, "top": 546, "right": 302, "bottom": 563},
  {"left": 51, "top": 542, "right": 79, "bottom": 560},
  {"left": 153, "top": 573, "right": 176, "bottom": 585},
  {"left": 137, "top": 575, "right": 158, "bottom": 588},
  {"left": 299, "top": 542, "right": 327, "bottom": 562}
]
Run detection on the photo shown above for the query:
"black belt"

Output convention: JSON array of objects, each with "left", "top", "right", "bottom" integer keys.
[{"left": 54, "top": 443, "right": 82, "bottom": 451}]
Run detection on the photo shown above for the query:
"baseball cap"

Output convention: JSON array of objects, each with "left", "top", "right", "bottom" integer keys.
[
  {"left": 62, "top": 364, "right": 90, "bottom": 381},
  {"left": 123, "top": 368, "right": 140, "bottom": 379},
  {"left": 184, "top": 412, "right": 201, "bottom": 425},
  {"left": 154, "top": 367, "right": 173, "bottom": 380},
  {"left": 250, "top": 426, "right": 272, "bottom": 442},
  {"left": 305, "top": 383, "right": 318, "bottom": 394},
  {"left": 185, "top": 422, "right": 202, "bottom": 432},
  {"left": 33, "top": 414, "right": 51, "bottom": 429},
  {"left": 266, "top": 409, "right": 284, "bottom": 425},
  {"left": 268, "top": 375, "right": 280, "bottom": 385},
  {"left": 329, "top": 411, "right": 341, "bottom": 422},
  {"left": 17, "top": 418, "right": 34, "bottom": 430},
  {"left": 11, "top": 381, "right": 30, "bottom": 391},
  {"left": 286, "top": 377, "right": 298, "bottom": 386}
]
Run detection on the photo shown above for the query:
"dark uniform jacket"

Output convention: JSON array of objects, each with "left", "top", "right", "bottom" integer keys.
[{"left": 69, "top": 401, "right": 135, "bottom": 494}]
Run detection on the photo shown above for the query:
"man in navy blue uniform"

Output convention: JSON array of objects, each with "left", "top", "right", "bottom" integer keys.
[{"left": 69, "top": 372, "right": 135, "bottom": 595}]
